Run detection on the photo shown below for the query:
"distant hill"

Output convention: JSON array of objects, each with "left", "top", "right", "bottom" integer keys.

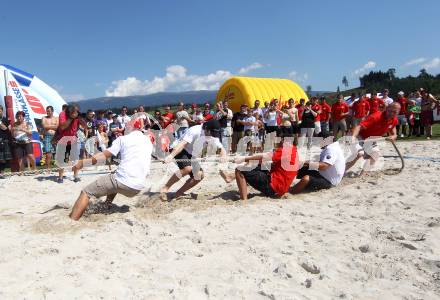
[
  {"left": 73, "top": 90, "right": 218, "bottom": 111},
  {"left": 73, "top": 90, "right": 334, "bottom": 111}
]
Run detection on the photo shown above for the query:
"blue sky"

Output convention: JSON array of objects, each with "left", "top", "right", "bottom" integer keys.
[{"left": 2, "top": 0, "right": 439, "bottom": 100}]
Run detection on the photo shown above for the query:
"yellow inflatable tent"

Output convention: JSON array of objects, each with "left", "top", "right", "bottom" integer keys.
[{"left": 216, "top": 76, "right": 308, "bottom": 112}]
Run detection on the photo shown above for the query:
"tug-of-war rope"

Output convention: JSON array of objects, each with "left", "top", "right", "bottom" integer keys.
[{"left": 0, "top": 138, "right": 407, "bottom": 179}]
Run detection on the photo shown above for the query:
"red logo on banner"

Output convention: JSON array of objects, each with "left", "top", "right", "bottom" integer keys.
[
  {"left": 9, "top": 81, "right": 18, "bottom": 87},
  {"left": 22, "top": 90, "right": 46, "bottom": 114}
]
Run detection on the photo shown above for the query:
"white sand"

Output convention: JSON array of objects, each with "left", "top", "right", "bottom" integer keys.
[{"left": 0, "top": 141, "right": 439, "bottom": 299}]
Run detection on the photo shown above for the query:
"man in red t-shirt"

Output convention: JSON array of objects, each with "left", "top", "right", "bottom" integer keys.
[
  {"left": 220, "top": 131, "right": 298, "bottom": 200},
  {"left": 331, "top": 94, "right": 349, "bottom": 138},
  {"left": 352, "top": 96, "right": 370, "bottom": 126},
  {"left": 311, "top": 97, "right": 322, "bottom": 135},
  {"left": 161, "top": 106, "right": 174, "bottom": 129},
  {"left": 57, "top": 104, "right": 87, "bottom": 183},
  {"left": 368, "top": 92, "right": 385, "bottom": 114},
  {"left": 319, "top": 96, "right": 331, "bottom": 136},
  {"left": 395, "top": 91, "right": 408, "bottom": 137},
  {"left": 295, "top": 98, "right": 306, "bottom": 123},
  {"left": 346, "top": 102, "right": 400, "bottom": 175}
]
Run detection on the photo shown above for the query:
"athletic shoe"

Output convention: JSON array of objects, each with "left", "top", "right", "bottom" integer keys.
[
  {"left": 57, "top": 178, "right": 63, "bottom": 183},
  {"left": 400, "top": 134, "right": 404, "bottom": 138},
  {"left": 73, "top": 177, "right": 81, "bottom": 183}
]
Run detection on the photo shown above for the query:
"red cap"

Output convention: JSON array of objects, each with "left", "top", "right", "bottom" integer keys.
[
  {"left": 191, "top": 103, "right": 198, "bottom": 108},
  {"left": 133, "top": 119, "right": 142, "bottom": 129}
]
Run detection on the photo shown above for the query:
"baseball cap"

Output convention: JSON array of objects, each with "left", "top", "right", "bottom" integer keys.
[{"left": 398, "top": 91, "right": 404, "bottom": 96}]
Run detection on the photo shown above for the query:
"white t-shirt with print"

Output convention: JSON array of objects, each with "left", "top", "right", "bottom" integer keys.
[
  {"left": 181, "top": 125, "right": 223, "bottom": 156},
  {"left": 107, "top": 130, "right": 153, "bottom": 190},
  {"left": 319, "top": 142, "right": 346, "bottom": 186},
  {"left": 244, "top": 116, "right": 256, "bottom": 132},
  {"left": 176, "top": 110, "right": 190, "bottom": 128}
]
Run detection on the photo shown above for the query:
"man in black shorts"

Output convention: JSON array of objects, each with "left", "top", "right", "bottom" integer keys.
[
  {"left": 220, "top": 130, "right": 299, "bottom": 200},
  {"left": 160, "top": 119, "right": 227, "bottom": 201},
  {"left": 290, "top": 135, "right": 346, "bottom": 194}
]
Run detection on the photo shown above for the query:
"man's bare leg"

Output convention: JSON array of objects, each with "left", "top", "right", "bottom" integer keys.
[
  {"left": 174, "top": 171, "right": 204, "bottom": 198},
  {"left": 290, "top": 175, "right": 310, "bottom": 194},
  {"left": 220, "top": 169, "right": 236, "bottom": 183},
  {"left": 235, "top": 168, "right": 248, "bottom": 200},
  {"left": 104, "top": 193, "right": 117, "bottom": 208},
  {"left": 160, "top": 167, "right": 192, "bottom": 201},
  {"left": 69, "top": 191, "right": 90, "bottom": 220}
]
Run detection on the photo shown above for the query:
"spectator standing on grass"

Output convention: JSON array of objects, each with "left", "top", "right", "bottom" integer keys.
[
  {"left": 0, "top": 105, "right": 12, "bottom": 178},
  {"left": 368, "top": 92, "right": 385, "bottom": 114},
  {"left": 352, "top": 94, "right": 370, "bottom": 127},
  {"left": 420, "top": 89, "right": 439, "bottom": 140},
  {"left": 331, "top": 94, "right": 350, "bottom": 139},
  {"left": 407, "top": 99, "right": 421, "bottom": 137},
  {"left": 42, "top": 106, "right": 59, "bottom": 171},
  {"left": 396, "top": 91, "right": 408, "bottom": 138},
  {"left": 319, "top": 96, "right": 331, "bottom": 137},
  {"left": 382, "top": 89, "right": 394, "bottom": 106}
]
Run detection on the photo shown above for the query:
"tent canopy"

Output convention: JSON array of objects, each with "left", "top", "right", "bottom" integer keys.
[{"left": 216, "top": 76, "right": 308, "bottom": 112}]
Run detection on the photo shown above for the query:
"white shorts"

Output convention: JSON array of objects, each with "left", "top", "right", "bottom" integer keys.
[{"left": 314, "top": 121, "right": 321, "bottom": 135}]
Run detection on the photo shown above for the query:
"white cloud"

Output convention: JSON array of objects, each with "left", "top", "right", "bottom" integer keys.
[
  {"left": 288, "top": 71, "right": 308, "bottom": 83},
  {"left": 403, "top": 57, "right": 427, "bottom": 67},
  {"left": 422, "top": 57, "right": 440, "bottom": 70},
  {"left": 106, "top": 65, "right": 233, "bottom": 97},
  {"left": 354, "top": 61, "right": 377, "bottom": 75},
  {"left": 238, "top": 62, "right": 265, "bottom": 75}
]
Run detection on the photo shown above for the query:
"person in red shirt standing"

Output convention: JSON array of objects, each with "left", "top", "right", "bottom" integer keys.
[
  {"left": 57, "top": 104, "right": 87, "bottom": 183},
  {"left": 368, "top": 92, "right": 385, "bottom": 114},
  {"left": 161, "top": 106, "right": 174, "bottom": 129},
  {"left": 295, "top": 98, "right": 306, "bottom": 124},
  {"left": 319, "top": 96, "right": 331, "bottom": 137},
  {"left": 311, "top": 97, "right": 322, "bottom": 135},
  {"left": 395, "top": 91, "right": 408, "bottom": 138},
  {"left": 331, "top": 94, "right": 349, "bottom": 139},
  {"left": 346, "top": 102, "right": 400, "bottom": 175},
  {"left": 352, "top": 94, "right": 370, "bottom": 127},
  {"left": 220, "top": 130, "right": 298, "bottom": 200}
]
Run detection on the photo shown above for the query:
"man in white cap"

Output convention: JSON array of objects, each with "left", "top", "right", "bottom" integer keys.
[{"left": 69, "top": 118, "right": 153, "bottom": 220}]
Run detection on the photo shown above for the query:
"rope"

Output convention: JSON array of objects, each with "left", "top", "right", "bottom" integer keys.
[{"left": 382, "top": 139, "right": 405, "bottom": 175}]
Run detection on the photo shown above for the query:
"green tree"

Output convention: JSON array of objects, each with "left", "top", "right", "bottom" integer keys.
[
  {"left": 337, "top": 86, "right": 340, "bottom": 93},
  {"left": 342, "top": 76, "right": 349, "bottom": 89},
  {"left": 306, "top": 85, "right": 312, "bottom": 96}
]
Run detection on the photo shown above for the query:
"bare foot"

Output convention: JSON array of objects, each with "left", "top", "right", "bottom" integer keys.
[
  {"left": 219, "top": 170, "right": 234, "bottom": 183},
  {"left": 159, "top": 186, "right": 168, "bottom": 202}
]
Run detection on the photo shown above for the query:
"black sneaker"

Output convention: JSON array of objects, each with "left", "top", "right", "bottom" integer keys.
[{"left": 73, "top": 177, "right": 81, "bottom": 183}]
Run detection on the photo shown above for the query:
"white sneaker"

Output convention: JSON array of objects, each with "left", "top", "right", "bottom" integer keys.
[{"left": 400, "top": 134, "right": 404, "bottom": 138}]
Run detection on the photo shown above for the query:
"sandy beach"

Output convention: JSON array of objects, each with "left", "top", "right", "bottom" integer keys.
[{"left": 0, "top": 140, "right": 439, "bottom": 299}]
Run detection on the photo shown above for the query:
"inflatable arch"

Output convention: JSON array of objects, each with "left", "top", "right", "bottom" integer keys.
[{"left": 216, "top": 76, "right": 308, "bottom": 112}]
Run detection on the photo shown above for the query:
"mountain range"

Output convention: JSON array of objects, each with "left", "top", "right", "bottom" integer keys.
[{"left": 73, "top": 90, "right": 333, "bottom": 111}]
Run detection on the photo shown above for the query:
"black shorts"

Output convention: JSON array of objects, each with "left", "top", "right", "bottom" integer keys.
[
  {"left": 240, "top": 167, "right": 276, "bottom": 197},
  {"left": 174, "top": 149, "right": 202, "bottom": 179},
  {"left": 291, "top": 123, "right": 299, "bottom": 134},
  {"left": 297, "top": 166, "right": 332, "bottom": 191},
  {"left": 13, "top": 142, "right": 33, "bottom": 159},
  {"left": 266, "top": 126, "right": 278, "bottom": 134}
]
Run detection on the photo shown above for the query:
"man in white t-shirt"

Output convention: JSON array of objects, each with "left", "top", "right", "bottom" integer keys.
[
  {"left": 117, "top": 106, "right": 131, "bottom": 128},
  {"left": 160, "top": 119, "right": 227, "bottom": 201},
  {"left": 69, "top": 119, "right": 153, "bottom": 220},
  {"left": 382, "top": 89, "right": 394, "bottom": 106},
  {"left": 290, "top": 138, "right": 346, "bottom": 194},
  {"left": 175, "top": 102, "right": 191, "bottom": 138}
]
